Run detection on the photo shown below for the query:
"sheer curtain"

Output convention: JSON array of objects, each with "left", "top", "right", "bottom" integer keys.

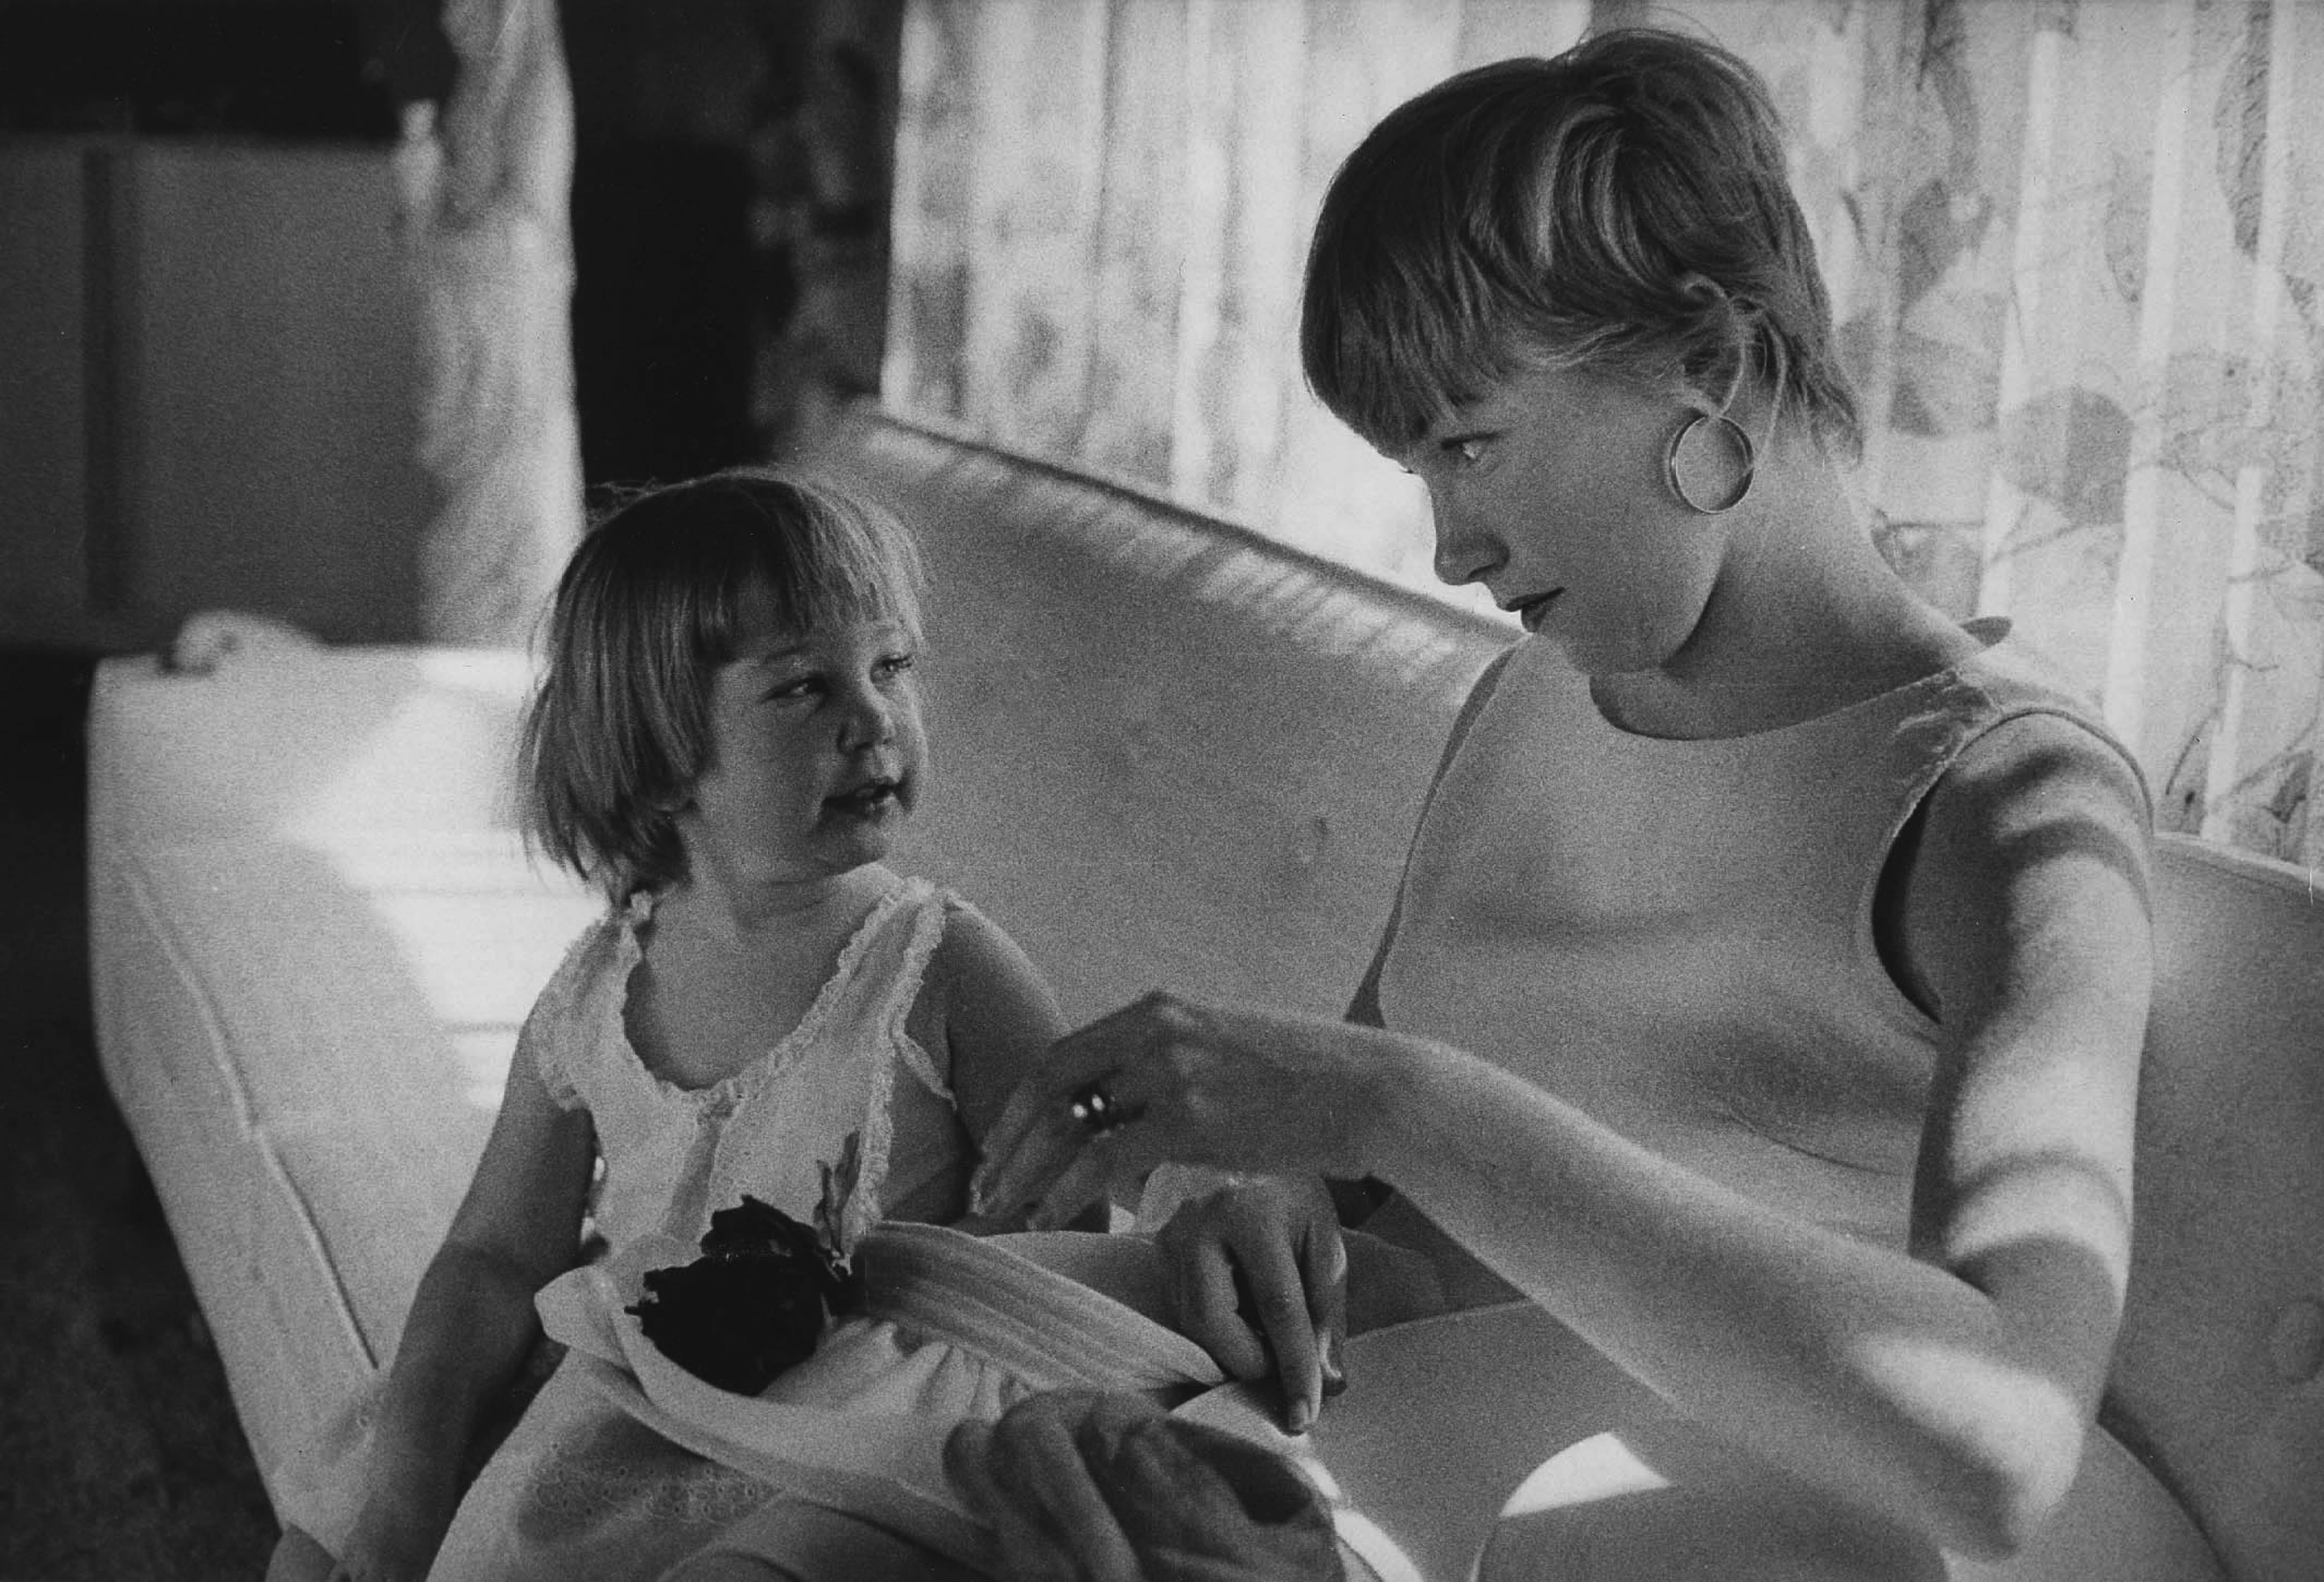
[
  {"left": 401, "top": 0, "right": 584, "bottom": 647},
  {"left": 883, "top": 0, "right": 2324, "bottom": 869}
]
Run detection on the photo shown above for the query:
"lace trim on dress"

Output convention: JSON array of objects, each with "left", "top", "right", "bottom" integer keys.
[
  {"left": 529, "top": 907, "right": 629, "bottom": 1109},
  {"left": 842, "top": 883, "right": 952, "bottom": 1244},
  {"left": 612, "top": 881, "right": 921, "bottom": 1111},
  {"left": 894, "top": 1036, "right": 950, "bottom": 1102},
  {"left": 889, "top": 898, "right": 956, "bottom": 1103},
  {"left": 604, "top": 887, "right": 656, "bottom": 1104},
  {"left": 850, "top": 1053, "right": 897, "bottom": 1247}
]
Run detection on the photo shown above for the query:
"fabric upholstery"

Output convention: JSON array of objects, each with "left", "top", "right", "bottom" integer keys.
[{"left": 85, "top": 412, "right": 2324, "bottom": 1578}]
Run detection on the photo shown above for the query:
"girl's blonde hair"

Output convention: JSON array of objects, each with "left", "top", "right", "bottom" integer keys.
[
  {"left": 1301, "top": 28, "right": 1861, "bottom": 460},
  {"left": 519, "top": 468, "right": 925, "bottom": 899}
]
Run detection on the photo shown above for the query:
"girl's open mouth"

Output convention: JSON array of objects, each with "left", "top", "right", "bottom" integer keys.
[{"left": 827, "top": 779, "right": 901, "bottom": 817}]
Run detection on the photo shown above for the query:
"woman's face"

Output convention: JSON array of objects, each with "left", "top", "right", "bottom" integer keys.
[
  {"left": 1391, "top": 361, "right": 1740, "bottom": 678},
  {"left": 676, "top": 591, "right": 928, "bottom": 887}
]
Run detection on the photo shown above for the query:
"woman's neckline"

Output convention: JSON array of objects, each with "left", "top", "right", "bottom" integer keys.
[{"left": 1583, "top": 615, "right": 2012, "bottom": 745}]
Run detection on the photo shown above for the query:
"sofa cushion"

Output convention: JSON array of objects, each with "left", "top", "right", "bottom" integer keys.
[
  {"left": 86, "top": 647, "right": 537, "bottom": 849},
  {"left": 86, "top": 648, "right": 598, "bottom": 1502}
]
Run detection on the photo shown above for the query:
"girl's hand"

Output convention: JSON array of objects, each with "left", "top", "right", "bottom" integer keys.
[
  {"left": 328, "top": 1480, "right": 456, "bottom": 1582},
  {"left": 1157, "top": 1174, "right": 1347, "bottom": 1435},
  {"left": 970, "top": 991, "right": 1399, "bottom": 1229}
]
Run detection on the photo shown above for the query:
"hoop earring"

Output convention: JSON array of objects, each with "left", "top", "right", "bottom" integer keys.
[{"left": 1664, "top": 411, "right": 1756, "bottom": 514}]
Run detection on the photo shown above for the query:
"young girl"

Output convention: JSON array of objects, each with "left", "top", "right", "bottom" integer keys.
[
  {"left": 266, "top": 470, "right": 1066, "bottom": 1581},
  {"left": 972, "top": 27, "right": 2161, "bottom": 1577}
]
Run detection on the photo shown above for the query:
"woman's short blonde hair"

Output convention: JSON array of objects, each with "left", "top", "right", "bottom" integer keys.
[
  {"left": 1301, "top": 28, "right": 1861, "bottom": 460},
  {"left": 518, "top": 468, "right": 925, "bottom": 900}
]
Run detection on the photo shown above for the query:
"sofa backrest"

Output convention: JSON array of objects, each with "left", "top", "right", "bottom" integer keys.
[
  {"left": 812, "top": 410, "right": 1510, "bottom": 1027},
  {"left": 813, "top": 409, "right": 2324, "bottom": 1582},
  {"left": 2117, "top": 838, "right": 2324, "bottom": 1582}
]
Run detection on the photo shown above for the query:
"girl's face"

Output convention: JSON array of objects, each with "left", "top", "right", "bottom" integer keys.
[
  {"left": 1393, "top": 361, "right": 1737, "bottom": 678},
  {"left": 676, "top": 592, "right": 928, "bottom": 889}
]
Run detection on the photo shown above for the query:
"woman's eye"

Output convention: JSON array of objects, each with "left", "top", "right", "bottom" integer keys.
[
  {"left": 765, "top": 676, "right": 821, "bottom": 702},
  {"left": 876, "top": 654, "right": 917, "bottom": 681},
  {"left": 1447, "top": 435, "right": 1490, "bottom": 467}
]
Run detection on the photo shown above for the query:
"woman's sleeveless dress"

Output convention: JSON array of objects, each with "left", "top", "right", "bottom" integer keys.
[
  {"left": 1368, "top": 620, "right": 2220, "bottom": 1576},
  {"left": 1378, "top": 617, "right": 2147, "bottom": 1238},
  {"left": 272, "top": 873, "right": 979, "bottom": 1579}
]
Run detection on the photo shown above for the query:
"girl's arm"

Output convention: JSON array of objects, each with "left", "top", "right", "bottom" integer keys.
[
  {"left": 926, "top": 901, "right": 1069, "bottom": 1146},
  {"left": 338, "top": 1022, "right": 596, "bottom": 1576},
  {"left": 912, "top": 901, "right": 1069, "bottom": 1234},
  {"left": 973, "top": 716, "right": 2150, "bottom": 1561}
]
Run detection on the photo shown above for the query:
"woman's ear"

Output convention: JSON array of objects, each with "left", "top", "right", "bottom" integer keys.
[{"left": 1670, "top": 274, "right": 1770, "bottom": 424}]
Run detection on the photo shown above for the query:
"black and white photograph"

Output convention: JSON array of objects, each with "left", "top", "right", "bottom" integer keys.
[{"left": 2, "top": 2, "right": 2320, "bottom": 1578}]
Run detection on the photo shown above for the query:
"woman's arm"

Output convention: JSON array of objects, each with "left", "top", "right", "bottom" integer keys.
[
  {"left": 974, "top": 718, "right": 2150, "bottom": 1559},
  {"left": 1140, "top": 648, "right": 1520, "bottom": 1423},
  {"left": 339, "top": 1026, "right": 596, "bottom": 1577}
]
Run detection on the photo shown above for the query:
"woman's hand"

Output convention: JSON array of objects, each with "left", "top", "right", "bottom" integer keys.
[
  {"left": 970, "top": 991, "right": 1406, "bottom": 1230},
  {"left": 944, "top": 1389, "right": 1344, "bottom": 1582},
  {"left": 1158, "top": 1174, "right": 1347, "bottom": 1435}
]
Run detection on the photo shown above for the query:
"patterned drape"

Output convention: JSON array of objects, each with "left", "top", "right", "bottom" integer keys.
[
  {"left": 885, "top": 0, "right": 2324, "bottom": 869},
  {"left": 401, "top": 0, "right": 585, "bottom": 647}
]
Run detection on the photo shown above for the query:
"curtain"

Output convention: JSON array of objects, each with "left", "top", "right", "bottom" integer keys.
[
  {"left": 399, "top": 0, "right": 585, "bottom": 647},
  {"left": 885, "top": 0, "right": 2324, "bottom": 869}
]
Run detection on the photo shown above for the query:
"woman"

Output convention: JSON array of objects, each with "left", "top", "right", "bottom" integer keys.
[{"left": 970, "top": 28, "right": 2155, "bottom": 1577}]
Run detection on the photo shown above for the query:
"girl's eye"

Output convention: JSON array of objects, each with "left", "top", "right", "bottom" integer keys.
[
  {"left": 876, "top": 653, "right": 917, "bottom": 681},
  {"left": 1446, "top": 435, "right": 1491, "bottom": 467},
  {"left": 765, "top": 676, "right": 821, "bottom": 702}
]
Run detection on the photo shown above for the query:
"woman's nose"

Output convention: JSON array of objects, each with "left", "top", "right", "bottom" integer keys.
[{"left": 1431, "top": 500, "right": 1500, "bottom": 587}]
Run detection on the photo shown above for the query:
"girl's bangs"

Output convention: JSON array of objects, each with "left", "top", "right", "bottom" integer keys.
[{"left": 707, "top": 482, "right": 927, "bottom": 653}]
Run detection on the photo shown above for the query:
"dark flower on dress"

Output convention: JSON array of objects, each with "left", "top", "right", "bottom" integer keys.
[{"left": 627, "top": 1175, "right": 864, "bottom": 1395}]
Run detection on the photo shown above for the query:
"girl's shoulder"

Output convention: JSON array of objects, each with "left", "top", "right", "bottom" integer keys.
[
  {"left": 905, "top": 889, "right": 1067, "bottom": 1136},
  {"left": 902, "top": 890, "right": 1058, "bottom": 1043},
  {"left": 552, "top": 892, "right": 652, "bottom": 993},
  {"left": 878, "top": 889, "right": 1007, "bottom": 1020},
  {"left": 921, "top": 894, "right": 1040, "bottom": 991},
  {"left": 517, "top": 894, "right": 649, "bottom": 1096}
]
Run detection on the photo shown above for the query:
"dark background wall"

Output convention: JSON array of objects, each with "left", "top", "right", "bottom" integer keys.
[
  {"left": 0, "top": 0, "right": 902, "bottom": 649},
  {"left": 560, "top": 0, "right": 901, "bottom": 487}
]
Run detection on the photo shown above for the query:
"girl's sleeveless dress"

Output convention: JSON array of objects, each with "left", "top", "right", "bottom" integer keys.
[{"left": 272, "top": 874, "right": 985, "bottom": 1580}]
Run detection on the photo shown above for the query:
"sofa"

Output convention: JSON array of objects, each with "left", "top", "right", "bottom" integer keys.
[{"left": 87, "top": 408, "right": 2324, "bottom": 1579}]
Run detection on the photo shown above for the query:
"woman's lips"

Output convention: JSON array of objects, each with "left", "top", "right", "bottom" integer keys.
[{"left": 1517, "top": 592, "right": 1561, "bottom": 632}]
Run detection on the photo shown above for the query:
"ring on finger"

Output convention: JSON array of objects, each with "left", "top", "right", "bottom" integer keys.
[{"left": 1067, "top": 1080, "right": 1141, "bottom": 1138}]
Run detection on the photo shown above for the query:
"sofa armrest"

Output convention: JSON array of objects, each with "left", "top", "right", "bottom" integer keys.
[{"left": 87, "top": 644, "right": 538, "bottom": 851}]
